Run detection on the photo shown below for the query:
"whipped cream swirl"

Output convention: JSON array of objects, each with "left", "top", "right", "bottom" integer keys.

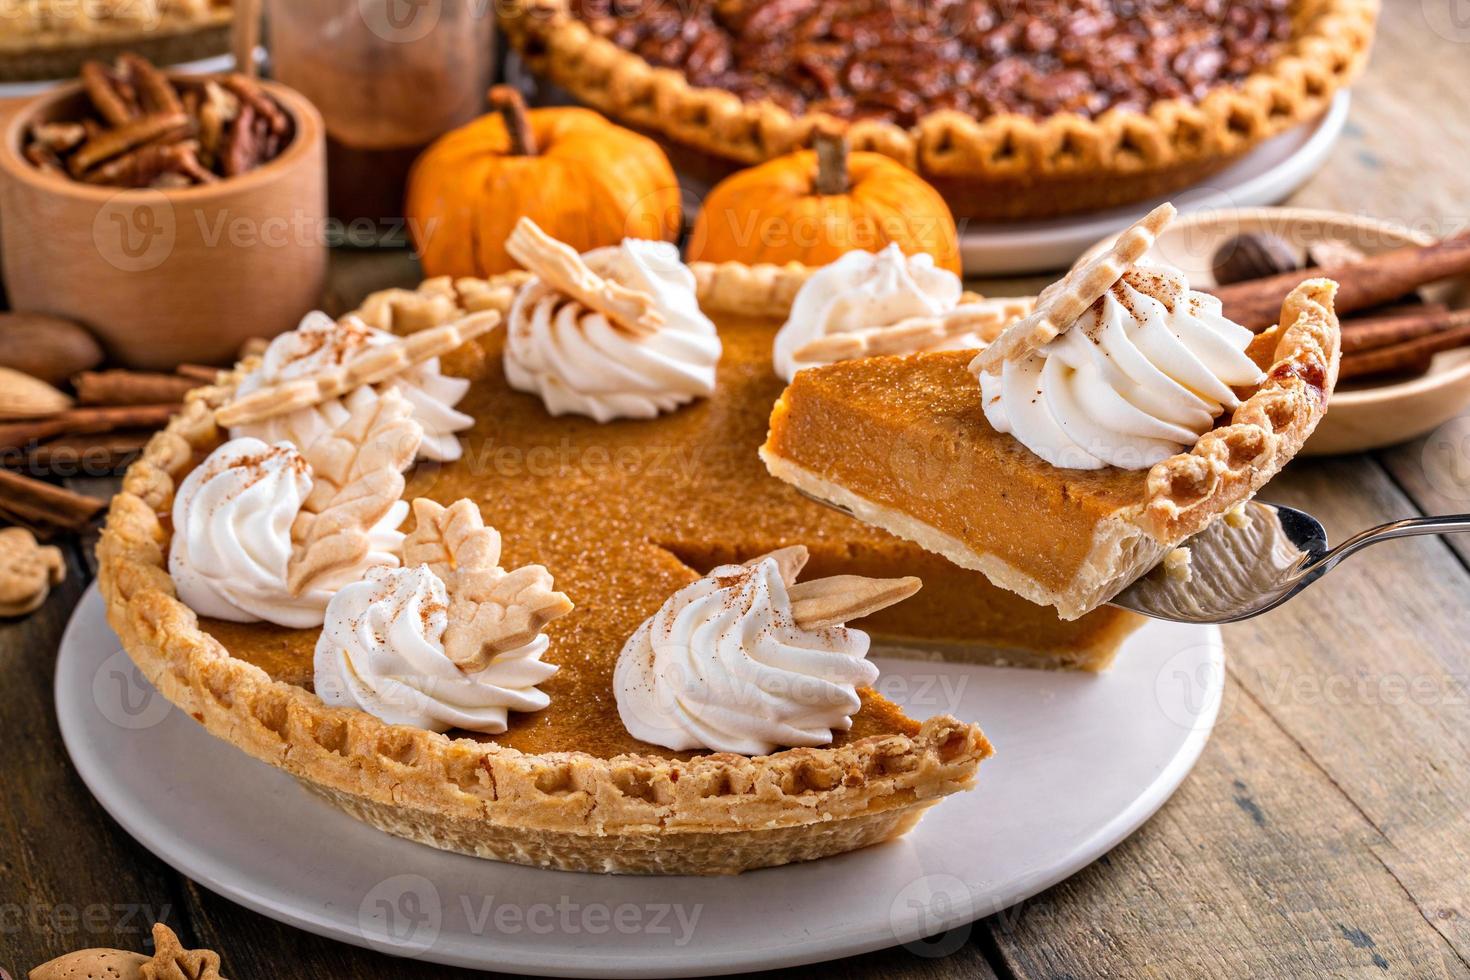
[
  {"left": 167, "top": 437, "right": 408, "bottom": 629},
  {"left": 504, "top": 239, "right": 722, "bottom": 422},
  {"left": 614, "top": 557, "right": 879, "bottom": 755},
  {"left": 981, "top": 263, "right": 1264, "bottom": 470},
  {"left": 773, "top": 244, "right": 963, "bottom": 382},
  {"left": 314, "top": 565, "right": 557, "bottom": 734},
  {"left": 230, "top": 311, "right": 473, "bottom": 461}
]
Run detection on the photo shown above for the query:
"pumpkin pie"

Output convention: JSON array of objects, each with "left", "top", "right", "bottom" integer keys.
[
  {"left": 762, "top": 206, "right": 1343, "bottom": 619},
  {"left": 501, "top": 0, "right": 1377, "bottom": 219},
  {"left": 99, "top": 247, "right": 1151, "bottom": 876}
]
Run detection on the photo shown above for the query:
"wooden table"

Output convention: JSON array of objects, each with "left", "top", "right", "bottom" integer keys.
[{"left": 3, "top": 4, "right": 1468, "bottom": 976}]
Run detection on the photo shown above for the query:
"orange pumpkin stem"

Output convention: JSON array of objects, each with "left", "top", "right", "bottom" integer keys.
[
  {"left": 489, "top": 85, "right": 537, "bottom": 157},
  {"left": 812, "top": 127, "right": 849, "bottom": 197}
]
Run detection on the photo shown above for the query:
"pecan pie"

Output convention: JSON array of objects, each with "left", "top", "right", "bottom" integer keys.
[
  {"left": 503, "top": 0, "right": 1377, "bottom": 219},
  {"left": 0, "top": 0, "right": 233, "bottom": 81}
]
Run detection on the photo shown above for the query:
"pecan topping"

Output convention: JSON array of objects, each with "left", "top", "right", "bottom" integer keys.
[{"left": 573, "top": 0, "right": 1292, "bottom": 127}]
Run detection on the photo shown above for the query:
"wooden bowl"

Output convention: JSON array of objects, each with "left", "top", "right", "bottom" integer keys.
[
  {"left": 0, "top": 76, "right": 326, "bottom": 370},
  {"left": 1080, "top": 207, "right": 1470, "bottom": 455}
]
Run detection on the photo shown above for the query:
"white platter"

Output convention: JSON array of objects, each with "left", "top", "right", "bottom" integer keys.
[
  {"left": 959, "top": 92, "right": 1352, "bottom": 275},
  {"left": 0, "top": 53, "right": 240, "bottom": 101},
  {"left": 57, "top": 584, "right": 1222, "bottom": 977}
]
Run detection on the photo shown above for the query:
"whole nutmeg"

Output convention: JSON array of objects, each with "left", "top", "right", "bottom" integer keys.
[
  {"left": 1211, "top": 233, "right": 1301, "bottom": 286},
  {"left": 0, "top": 313, "right": 104, "bottom": 386}
]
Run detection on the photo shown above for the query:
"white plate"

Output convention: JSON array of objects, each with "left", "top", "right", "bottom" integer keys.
[
  {"left": 959, "top": 93, "right": 1351, "bottom": 275},
  {"left": 0, "top": 51, "right": 250, "bottom": 100},
  {"left": 57, "top": 585, "right": 1222, "bottom": 977}
]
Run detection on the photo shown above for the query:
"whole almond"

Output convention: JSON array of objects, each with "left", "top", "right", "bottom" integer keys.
[
  {"left": 0, "top": 366, "right": 73, "bottom": 420},
  {"left": 0, "top": 313, "right": 105, "bottom": 385}
]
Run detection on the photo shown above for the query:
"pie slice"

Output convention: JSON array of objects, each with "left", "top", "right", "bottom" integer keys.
[{"left": 762, "top": 207, "right": 1343, "bottom": 619}]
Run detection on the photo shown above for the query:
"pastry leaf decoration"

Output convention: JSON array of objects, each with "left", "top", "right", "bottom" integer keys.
[
  {"left": 287, "top": 388, "right": 422, "bottom": 595},
  {"left": 404, "top": 497, "right": 574, "bottom": 671}
]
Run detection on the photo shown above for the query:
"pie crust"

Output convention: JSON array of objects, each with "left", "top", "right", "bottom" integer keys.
[
  {"left": 0, "top": 1, "right": 234, "bottom": 82},
  {"left": 501, "top": 0, "right": 1378, "bottom": 219},
  {"left": 762, "top": 280, "right": 1342, "bottom": 619},
  {"left": 98, "top": 260, "right": 998, "bottom": 876}
]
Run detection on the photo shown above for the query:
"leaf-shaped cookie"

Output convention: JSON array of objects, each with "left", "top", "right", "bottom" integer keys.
[
  {"left": 287, "top": 388, "right": 422, "bottom": 595},
  {"left": 0, "top": 526, "right": 65, "bottom": 617},
  {"left": 404, "top": 497, "right": 574, "bottom": 671},
  {"left": 140, "top": 922, "right": 226, "bottom": 980}
]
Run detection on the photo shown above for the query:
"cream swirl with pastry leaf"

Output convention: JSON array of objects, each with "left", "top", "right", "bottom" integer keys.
[
  {"left": 773, "top": 244, "right": 965, "bottom": 382},
  {"left": 981, "top": 262, "right": 1264, "bottom": 470},
  {"left": 504, "top": 223, "right": 721, "bottom": 423},
  {"left": 314, "top": 497, "right": 573, "bottom": 734},
  {"left": 167, "top": 438, "right": 407, "bottom": 628},
  {"left": 614, "top": 547, "right": 918, "bottom": 755},
  {"left": 230, "top": 310, "right": 473, "bottom": 461},
  {"left": 168, "top": 390, "right": 422, "bottom": 630},
  {"left": 313, "top": 565, "right": 559, "bottom": 734}
]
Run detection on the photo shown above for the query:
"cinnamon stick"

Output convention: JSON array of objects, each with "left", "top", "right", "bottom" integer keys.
[
  {"left": 24, "top": 431, "right": 150, "bottom": 475},
  {"left": 73, "top": 369, "right": 200, "bottom": 406},
  {"left": 0, "top": 468, "right": 106, "bottom": 533},
  {"left": 1339, "top": 321, "right": 1470, "bottom": 381},
  {"left": 1212, "top": 231, "right": 1470, "bottom": 330},
  {"left": 175, "top": 364, "right": 224, "bottom": 383},
  {"left": 0, "top": 404, "right": 179, "bottom": 454},
  {"left": 1341, "top": 308, "right": 1470, "bottom": 355},
  {"left": 1346, "top": 299, "right": 1448, "bottom": 321}
]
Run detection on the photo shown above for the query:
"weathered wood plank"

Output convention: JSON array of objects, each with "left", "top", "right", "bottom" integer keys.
[
  {"left": 1288, "top": 0, "right": 1470, "bottom": 231},
  {"left": 1223, "top": 460, "right": 1470, "bottom": 969},
  {"left": 1375, "top": 415, "right": 1470, "bottom": 568},
  {"left": 982, "top": 672, "right": 1468, "bottom": 979},
  {"left": 0, "top": 545, "right": 191, "bottom": 971}
]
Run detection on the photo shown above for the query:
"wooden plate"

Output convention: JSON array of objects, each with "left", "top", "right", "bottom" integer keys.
[{"left": 1082, "top": 207, "right": 1470, "bottom": 455}]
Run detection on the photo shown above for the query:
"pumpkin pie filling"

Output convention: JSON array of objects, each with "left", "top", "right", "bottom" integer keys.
[
  {"left": 764, "top": 348, "right": 1154, "bottom": 598},
  {"left": 201, "top": 308, "right": 1142, "bottom": 763}
]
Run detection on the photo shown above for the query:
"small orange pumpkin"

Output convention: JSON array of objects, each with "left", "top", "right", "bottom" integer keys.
[
  {"left": 687, "top": 128, "right": 962, "bottom": 275},
  {"left": 407, "top": 87, "right": 680, "bottom": 278}
]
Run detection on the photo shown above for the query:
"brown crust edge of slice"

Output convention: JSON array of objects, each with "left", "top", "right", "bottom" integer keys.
[{"left": 1139, "top": 277, "right": 1342, "bottom": 541}]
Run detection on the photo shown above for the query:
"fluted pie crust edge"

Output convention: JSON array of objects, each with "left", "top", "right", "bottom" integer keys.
[
  {"left": 501, "top": 0, "right": 1378, "bottom": 219},
  {"left": 96, "top": 262, "right": 993, "bottom": 876},
  {"left": 0, "top": 6, "right": 234, "bottom": 82}
]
